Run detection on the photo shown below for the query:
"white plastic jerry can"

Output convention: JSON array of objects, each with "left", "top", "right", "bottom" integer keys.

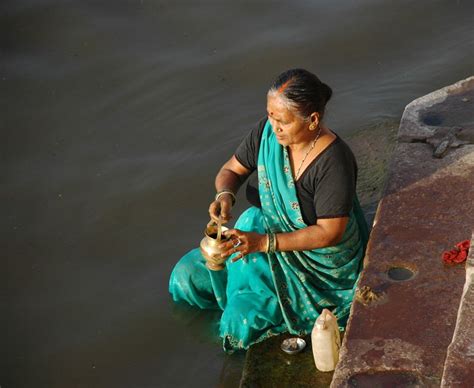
[{"left": 311, "top": 308, "right": 341, "bottom": 372}]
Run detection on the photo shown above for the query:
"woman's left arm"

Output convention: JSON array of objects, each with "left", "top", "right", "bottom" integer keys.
[
  {"left": 276, "top": 217, "right": 349, "bottom": 251},
  {"left": 221, "top": 217, "right": 348, "bottom": 261}
]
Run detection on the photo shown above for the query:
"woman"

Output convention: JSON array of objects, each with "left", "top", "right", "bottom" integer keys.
[{"left": 169, "top": 69, "right": 369, "bottom": 352}]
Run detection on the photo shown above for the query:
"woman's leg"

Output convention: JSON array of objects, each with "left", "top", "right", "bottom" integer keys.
[
  {"left": 169, "top": 248, "right": 227, "bottom": 310},
  {"left": 220, "top": 287, "right": 287, "bottom": 351},
  {"left": 220, "top": 207, "right": 287, "bottom": 351}
]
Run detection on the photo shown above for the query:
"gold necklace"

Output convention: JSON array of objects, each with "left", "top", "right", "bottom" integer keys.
[{"left": 294, "top": 126, "right": 322, "bottom": 181}]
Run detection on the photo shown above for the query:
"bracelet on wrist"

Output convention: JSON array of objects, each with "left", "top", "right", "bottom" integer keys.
[
  {"left": 271, "top": 233, "right": 277, "bottom": 253},
  {"left": 215, "top": 190, "right": 236, "bottom": 206},
  {"left": 266, "top": 233, "right": 277, "bottom": 254}
]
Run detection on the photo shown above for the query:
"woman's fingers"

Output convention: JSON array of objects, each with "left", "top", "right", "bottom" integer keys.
[
  {"left": 208, "top": 201, "right": 221, "bottom": 222},
  {"left": 219, "top": 229, "right": 248, "bottom": 261},
  {"left": 219, "top": 238, "right": 236, "bottom": 249},
  {"left": 208, "top": 199, "right": 233, "bottom": 223},
  {"left": 219, "top": 238, "right": 242, "bottom": 257},
  {"left": 220, "top": 199, "right": 232, "bottom": 222},
  {"left": 220, "top": 245, "right": 245, "bottom": 262},
  {"left": 222, "top": 228, "right": 241, "bottom": 239},
  {"left": 231, "top": 251, "right": 245, "bottom": 263}
]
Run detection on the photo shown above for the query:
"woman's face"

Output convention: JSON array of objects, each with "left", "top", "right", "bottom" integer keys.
[{"left": 266, "top": 94, "right": 314, "bottom": 147}]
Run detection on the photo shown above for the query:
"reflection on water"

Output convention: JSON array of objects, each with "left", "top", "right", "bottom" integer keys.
[{"left": 2, "top": 0, "right": 474, "bottom": 386}]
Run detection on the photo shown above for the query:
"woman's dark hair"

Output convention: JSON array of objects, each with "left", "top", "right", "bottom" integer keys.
[{"left": 268, "top": 68, "right": 332, "bottom": 120}]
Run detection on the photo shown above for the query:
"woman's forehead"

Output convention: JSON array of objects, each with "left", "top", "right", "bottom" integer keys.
[{"left": 266, "top": 94, "right": 293, "bottom": 118}]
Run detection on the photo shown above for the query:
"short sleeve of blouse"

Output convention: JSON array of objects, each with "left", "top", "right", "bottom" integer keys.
[
  {"left": 234, "top": 116, "right": 267, "bottom": 171},
  {"left": 311, "top": 140, "right": 357, "bottom": 219}
]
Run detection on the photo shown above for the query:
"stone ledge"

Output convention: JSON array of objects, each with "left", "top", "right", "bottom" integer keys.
[
  {"left": 398, "top": 76, "right": 474, "bottom": 144},
  {"left": 332, "top": 76, "right": 474, "bottom": 387},
  {"left": 331, "top": 144, "right": 474, "bottom": 387}
]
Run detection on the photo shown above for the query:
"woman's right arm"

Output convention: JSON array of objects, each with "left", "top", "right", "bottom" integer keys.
[{"left": 209, "top": 155, "right": 251, "bottom": 223}]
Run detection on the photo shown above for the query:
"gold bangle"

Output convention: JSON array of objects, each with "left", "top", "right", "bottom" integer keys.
[
  {"left": 215, "top": 190, "right": 236, "bottom": 206},
  {"left": 266, "top": 233, "right": 277, "bottom": 254}
]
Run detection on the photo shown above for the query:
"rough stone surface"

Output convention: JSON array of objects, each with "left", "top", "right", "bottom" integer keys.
[
  {"left": 398, "top": 76, "right": 474, "bottom": 145},
  {"left": 441, "top": 233, "right": 474, "bottom": 387},
  {"left": 331, "top": 144, "right": 474, "bottom": 387},
  {"left": 332, "top": 76, "right": 474, "bottom": 387}
]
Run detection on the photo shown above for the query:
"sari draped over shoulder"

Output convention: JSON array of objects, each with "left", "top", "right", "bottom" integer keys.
[{"left": 169, "top": 120, "right": 369, "bottom": 352}]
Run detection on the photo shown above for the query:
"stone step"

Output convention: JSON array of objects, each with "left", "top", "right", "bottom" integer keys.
[{"left": 331, "top": 76, "right": 474, "bottom": 387}]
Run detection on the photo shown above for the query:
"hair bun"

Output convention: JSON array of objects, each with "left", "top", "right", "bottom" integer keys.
[
  {"left": 269, "top": 69, "right": 333, "bottom": 120},
  {"left": 321, "top": 82, "right": 333, "bottom": 104}
]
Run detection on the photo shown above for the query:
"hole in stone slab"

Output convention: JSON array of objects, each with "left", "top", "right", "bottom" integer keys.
[
  {"left": 387, "top": 267, "right": 415, "bottom": 281},
  {"left": 348, "top": 370, "right": 422, "bottom": 387},
  {"left": 421, "top": 112, "right": 444, "bottom": 126}
]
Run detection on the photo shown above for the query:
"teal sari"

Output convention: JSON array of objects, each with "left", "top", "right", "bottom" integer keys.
[{"left": 169, "top": 121, "right": 369, "bottom": 352}]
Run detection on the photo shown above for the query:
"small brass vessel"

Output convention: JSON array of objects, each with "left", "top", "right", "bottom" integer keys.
[{"left": 200, "top": 220, "right": 230, "bottom": 271}]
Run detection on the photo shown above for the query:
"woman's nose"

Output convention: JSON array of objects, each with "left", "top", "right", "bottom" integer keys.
[{"left": 268, "top": 117, "right": 281, "bottom": 132}]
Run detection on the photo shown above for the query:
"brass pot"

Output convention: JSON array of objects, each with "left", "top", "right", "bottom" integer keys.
[{"left": 200, "top": 220, "right": 230, "bottom": 271}]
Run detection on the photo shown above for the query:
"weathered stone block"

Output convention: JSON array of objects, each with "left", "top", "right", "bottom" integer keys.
[
  {"left": 332, "top": 76, "right": 474, "bottom": 387},
  {"left": 398, "top": 76, "right": 474, "bottom": 145}
]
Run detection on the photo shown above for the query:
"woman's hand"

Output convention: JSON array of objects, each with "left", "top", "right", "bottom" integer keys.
[
  {"left": 210, "top": 156, "right": 251, "bottom": 224},
  {"left": 219, "top": 229, "right": 267, "bottom": 262},
  {"left": 209, "top": 194, "right": 233, "bottom": 224}
]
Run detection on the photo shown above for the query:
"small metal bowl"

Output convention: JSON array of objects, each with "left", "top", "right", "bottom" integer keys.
[{"left": 281, "top": 337, "right": 306, "bottom": 355}]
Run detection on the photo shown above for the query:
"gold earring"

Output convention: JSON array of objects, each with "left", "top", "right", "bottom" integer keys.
[{"left": 309, "top": 123, "right": 317, "bottom": 131}]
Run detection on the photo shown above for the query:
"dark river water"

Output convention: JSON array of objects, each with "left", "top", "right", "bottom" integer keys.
[{"left": 2, "top": 1, "right": 473, "bottom": 387}]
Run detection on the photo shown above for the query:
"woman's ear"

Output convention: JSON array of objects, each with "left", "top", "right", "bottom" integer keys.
[{"left": 310, "top": 112, "right": 320, "bottom": 127}]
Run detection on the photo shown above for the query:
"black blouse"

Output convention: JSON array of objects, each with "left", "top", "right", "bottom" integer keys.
[{"left": 234, "top": 117, "right": 357, "bottom": 225}]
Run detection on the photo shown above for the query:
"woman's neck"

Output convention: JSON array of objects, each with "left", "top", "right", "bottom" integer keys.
[{"left": 288, "top": 125, "right": 328, "bottom": 153}]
